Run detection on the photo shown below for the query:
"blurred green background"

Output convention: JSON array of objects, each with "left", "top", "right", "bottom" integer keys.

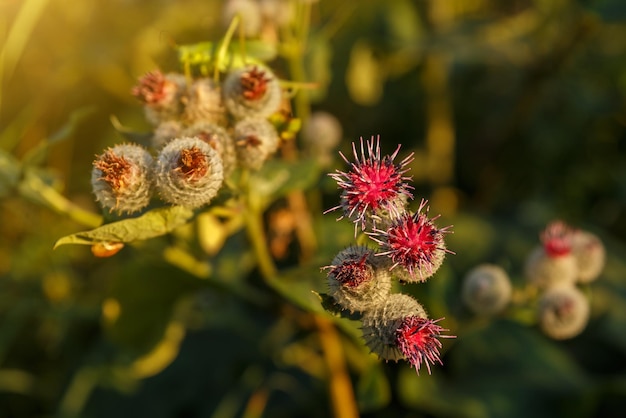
[{"left": 1, "top": 0, "right": 626, "bottom": 417}]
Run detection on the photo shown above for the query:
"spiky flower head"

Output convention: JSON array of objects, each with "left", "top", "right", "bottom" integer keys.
[
  {"left": 91, "top": 144, "right": 153, "bottom": 215},
  {"left": 183, "top": 78, "right": 227, "bottom": 126},
  {"left": 223, "top": 65, "right": 282, "bottom": 119},
  {"left": 541, "top": 220, "right": 574, "bottom": 257},
  {"left": 361, "top": 293, "right": 454, "bottom": 374},
  {"left": 524, "top": 246, "right": 578, "bottom": 289},
  {"left": 154, "top": 136, "right": 224, "bottom": 208},
  {"left": 132, "top": 70, "right": 186, "bottom": 126},
  {"left": 325, "top": 136, "right": 414, "bottom": 232},
  {"left": 325, "top": 246, "right": 392, "bottom": 314},
  {"left": 462, "top": 264, "right": 512, "bottom": 316},
  {"left": 525, "top": 221, "right": 578, "bottom": 289},
  {"left": 369, "top": 199, "right": 453, "bottom": 283},
  {"left": 233, "top": 117, "right": 280, "bottom": 170},
  {"left": 182, "top": 122, "right": 237, "bottom": 177},
  {"left": 571, "top": 230, "right": 605, "bottom": 284},
  {"left": 537, "top": 284, "right": 590, "bottom": 340}
]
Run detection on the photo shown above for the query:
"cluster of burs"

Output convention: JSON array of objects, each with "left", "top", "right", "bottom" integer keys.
[
  {"left": 461, "top": 220, "right": 605, "bottom": 340},
  {"left": 91, "top": 64, "right": 284, "bottom": 214},
  {"left": 323, "top": 137, "right": 454, "bottom": 374}
]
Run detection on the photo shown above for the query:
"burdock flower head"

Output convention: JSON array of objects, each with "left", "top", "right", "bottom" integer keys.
[
  {"left": 182, "top": 121, "right": 237, "bottom": 177},
  {"left": 362, "top": 293, "right": 454, "bottom": 374},
  {"left": 222, "top": 64, "right": 282, "bottom": 119},
  {"left": 132, "top": 70, "right": 186, "bottom": 126},
  {"left": 525, "top": 220, "right": 578, "bottom": 289},
  {"left": 369, "top": 199, "right": 453, "bottom": 283},
  {"left": 326, "top": 136, "right": 414, "bottom": 232},
  {"left": 91, "top": 144, "right": 153, "bottom": 215},
  {"left": 571, "top": 229, "right": 606, "bottom": 284},
  {"left": 325, "top": 246, "right": 392, "bottom": 314},
  {"left": 232, "top": 117, "right": 280, "bottom": 170},
  {"left": 462, "top": 264, "right": 512, "bottom": 316},
  {"left": 537, "top": 284, "right": 590, "bottom": 340},
  {"left": 183, "top": 78, "right": 227, "bottom": 126},
  {"left": 154, "top": 136, "right": 224, "bottom": 208}
]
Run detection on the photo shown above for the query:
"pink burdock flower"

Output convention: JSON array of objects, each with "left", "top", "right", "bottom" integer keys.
[
  {"left": 525, "top": 220, "right": 578, "bottom": 289},
  {"left": 325, "top": 136, "right": 414, "bottom": 232},
  {"left": 370, "top": 199, "right": 453, "bottom": 283},
  {"left": 541, "top": 220, "right": 573, "bottom": 257},
  {"left": 361, "top": 294, "right": 454, "bottom": 374},
  {"left": 395, "top": 316, "right": 453, "bottom": 375}
]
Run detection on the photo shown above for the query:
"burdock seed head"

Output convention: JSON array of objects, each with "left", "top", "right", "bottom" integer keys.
[
  {"left": 232, "top": 117, "right": 280, "bottom": 170},
  {"left": 182, "top": 121, "right": 237, "bottom": 177},
  {"left": 154, "top": 136, "right": 224, "bottom": 208},
  {"left": 222, "top": 65, "right": 282, "bottom": 120},
  {"left": 91, "top": 144, "right": 153, "bottom": 215},
  {"left": 132, "top": 70, "right": 187, "bottom": 126}
]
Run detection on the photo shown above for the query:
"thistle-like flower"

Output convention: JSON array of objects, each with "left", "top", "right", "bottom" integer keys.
[
  {"left": 183, "top": 78, "right": 227, "bottom": 126},
  {"left": 462, "top": 264, "right": 512, "bottom": 316},
  {"left": 325, "top": 136, "right": 414, "bottom": 232},
  {"left": 182, "top": 122, "right": 237, "bottom": 176},
  {"left": 369, "top": 199, "right": 453, "bottom": 283},
  {"left": 132, "top": 70, "right": 186, "bottom": 126},
  {"left": 537, "top": 284, "right": 590, "bottom": 340},
  {"left": 325, "top": 246, "right": 392, "bottom": 314},
  {"left": 525, "top": 220, "right": 578, "bottom": 289},
  {"left": 571, "top": 229, "right": 605, "bottom": 284},
  {"left": 361, "top": 293, "right": 454, "bottom": 374},
  {"left": 232, "top": 117, "right": 280, "bottom": 170},
  {"left": 91, "top": 144, "right": 153, "bottom": 214},
  {"left": 222, "top": 65, "right": 282, "bottom": 119},
  {"left": 154, "top": 136, "right": 224, "bottom": 208}
]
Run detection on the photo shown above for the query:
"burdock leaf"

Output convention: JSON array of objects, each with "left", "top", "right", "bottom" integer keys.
[
  {"left": 54, "top": 206, "right": 194, "bottom": 248},
  {"left": 249, "top": 158, "right": 320, "bottom": 208}
]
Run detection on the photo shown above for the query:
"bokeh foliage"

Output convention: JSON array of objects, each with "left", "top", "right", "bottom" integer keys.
[{"left": 1, "top": 0, "right": 625, "bottom": 417}]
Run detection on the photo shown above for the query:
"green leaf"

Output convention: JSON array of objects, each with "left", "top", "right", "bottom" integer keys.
[
  {"left": 249, "top": 158, "right": 320, "bottom": 209},
  {"left": 177, "top": 40, "right": 276, "bottom": 75},
  {"left": 21, "top": 106, "right": 95, "bottom": 166},
  {"left": 54, "top": 206, "right": 195, "bottom": 248}
]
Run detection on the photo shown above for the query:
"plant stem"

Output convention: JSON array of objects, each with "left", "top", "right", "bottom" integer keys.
[{"left": 315, "top": 314, "right": 359, "bottom": 418}]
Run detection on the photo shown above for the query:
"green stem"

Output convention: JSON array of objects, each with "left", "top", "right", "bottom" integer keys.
[
  {"left": 24, "top": 173, "right": 102, "bottom": 228},
  {"left": 239, "top": 170, "right": 277, "bottom": 281},
  {"left": 214, "top": 14, "right": 240, "bottom": 82},
  {"left": 243, "top": 203, "right": 277, "bottom": 281}
]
